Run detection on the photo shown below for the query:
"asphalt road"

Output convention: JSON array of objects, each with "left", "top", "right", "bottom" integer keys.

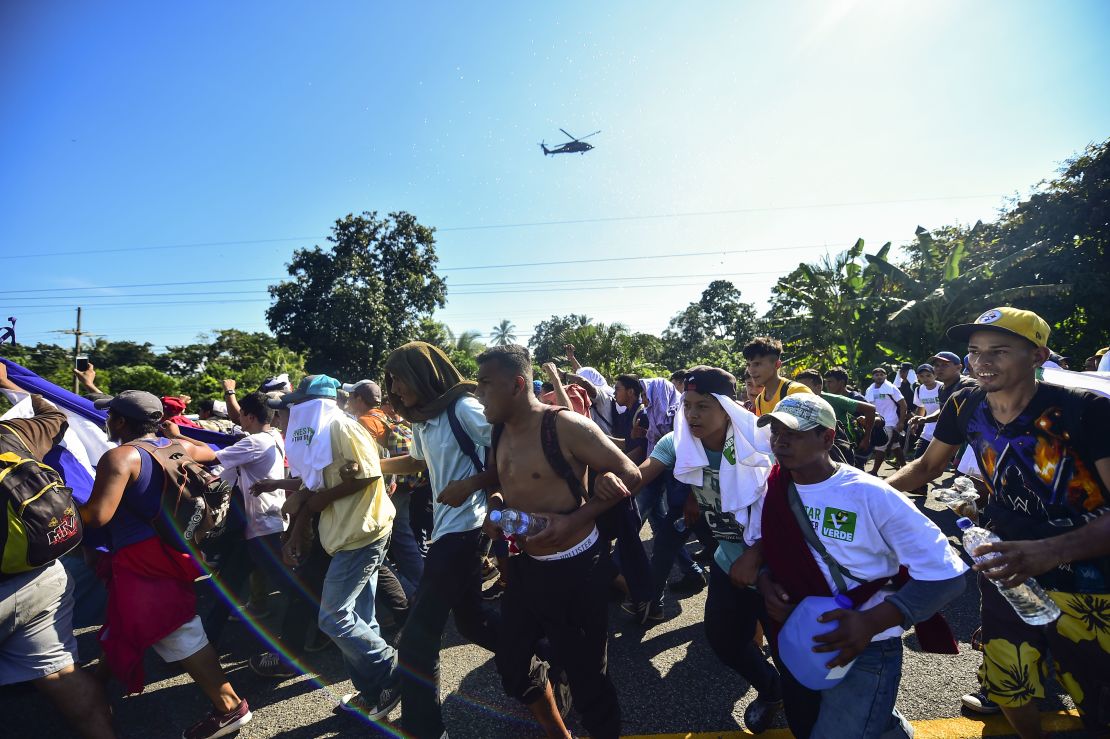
[{"left": 0, "top": 465, "right": 1081, "bottom": 738}]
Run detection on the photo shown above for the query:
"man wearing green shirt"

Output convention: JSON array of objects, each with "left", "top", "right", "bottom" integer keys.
[{"left": 795, "top": 369, "right": 877, "bottom": 468}]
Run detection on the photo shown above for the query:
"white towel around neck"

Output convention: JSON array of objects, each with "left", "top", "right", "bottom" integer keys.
[
  {"left": 672, "top": 393, "right": 773, "bottom": 526},
  {"left": 285, "top": 398, "right": 345, "bottom": 490}
]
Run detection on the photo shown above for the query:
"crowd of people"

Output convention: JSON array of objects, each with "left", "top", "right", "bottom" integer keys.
[{"left": 0, "top": 305, "right": 1108, "bottom": 739}]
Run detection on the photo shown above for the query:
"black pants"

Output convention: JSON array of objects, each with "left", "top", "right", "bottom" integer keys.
[
  {"left": 704, "top": 566, "right": 781, "bottom": 699},
  {"left": 496, "top": 537, "right": 622, "bottom": 739},
  {"left": 399, "top": 527, "right": 498, "bottom": 739},
  {"left": 374, "top": 563, "right": 408, "bottom": 626},
  {"left": 597, "top": 497, "right": 654, "bottom": 604},
  {"left": 407, "top": 483, "right": 433, "bottom": 557}
]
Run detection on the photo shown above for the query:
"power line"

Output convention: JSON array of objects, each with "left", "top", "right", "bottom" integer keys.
[
  {"left": 2, "top": 278, "right": 761, "bottom": 310},
  {"left": 0, "top": 193, "right": 998, "bottom": 262},
  {"left": 3, "top": 269, "right": 797, "bottom": 302},
  {"left": 4, "top": 239, "right": 902, "bottom": 296}
]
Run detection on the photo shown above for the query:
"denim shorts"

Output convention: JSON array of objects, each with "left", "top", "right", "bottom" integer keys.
[{"left": 0, "top": 561, "right": 79, "bottom": 684}]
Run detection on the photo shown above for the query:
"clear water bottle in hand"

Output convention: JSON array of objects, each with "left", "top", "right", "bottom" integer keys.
[
  {"left": 938, "top": 476, "right": 980, "bottom": 517},
  {"left": 489, "top": 508, "right": 549, "bottom": 536},
  {"left": 956, "top": 518, "right": 1061, "bottom": 625}
]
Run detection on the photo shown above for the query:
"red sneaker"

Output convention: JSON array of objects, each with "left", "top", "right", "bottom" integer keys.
[{"left": 182, "top": 699, "right": 252, "bottom": 739}]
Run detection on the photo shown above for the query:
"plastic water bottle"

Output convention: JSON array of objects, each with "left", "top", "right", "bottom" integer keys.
[
  {"left": 955, "top": 518, "right": 1061, "bottom": 625},
  {"left": 489, "top": 509, "right": 548, "bottom": 536},
  {"left": 937, "top": 477, "right": 980, "bottom": 517}
]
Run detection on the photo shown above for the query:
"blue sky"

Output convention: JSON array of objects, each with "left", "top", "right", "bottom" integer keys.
[{"left": 2, "top": 0, "right": 1107, "bottom": 356}]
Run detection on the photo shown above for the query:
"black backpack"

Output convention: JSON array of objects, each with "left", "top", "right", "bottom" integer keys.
[{"left": 0, "top": 424, "right": 84, "bottom": 576}]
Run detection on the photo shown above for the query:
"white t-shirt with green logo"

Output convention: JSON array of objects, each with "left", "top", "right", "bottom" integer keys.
[{"left": 790, "top": 464, "right": 966, "bottom": 641}]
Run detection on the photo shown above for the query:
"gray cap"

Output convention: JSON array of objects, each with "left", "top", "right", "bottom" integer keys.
[
  {"left": 94, "top": 390, "right": 164, "bottom": 423},
  {"left": 342, "top": 380, "right": 383, "bottom": 404}
]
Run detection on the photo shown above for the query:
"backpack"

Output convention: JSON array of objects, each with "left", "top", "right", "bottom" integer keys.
[
  {"left": 0, "top": 424, "right": 83, "bottom": 576},
  {"left": 126, "top": 440, "right": 232, "bottom": 554},
  {"left": 490, "top": 406, "right": 588, "bottom": 505},
  {"left": 445, "top": 397, "right": 486, "bottom": 473}
]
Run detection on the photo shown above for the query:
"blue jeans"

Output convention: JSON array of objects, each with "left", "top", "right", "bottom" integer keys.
[
  {"left": 781, "top": 637, "right": 912, "bottom": 739},
  {"left": 635, "top": 478, "right": 701, "bottom": 594},
  {"left": 319, "top": 534, "right": 396, "bottom": 699}
]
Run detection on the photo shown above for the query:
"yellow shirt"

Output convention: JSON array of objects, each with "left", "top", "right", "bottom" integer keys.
[
  {"left": 317, "top": 414, "right": 395, "bottom": 555},
  {"left": 754, "top": 378, "right": 813, "bottom": 416}
]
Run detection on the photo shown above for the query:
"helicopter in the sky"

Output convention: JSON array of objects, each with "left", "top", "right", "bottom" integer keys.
[{"left": 539, "top": 129, "right": 601, "bottom": 156}]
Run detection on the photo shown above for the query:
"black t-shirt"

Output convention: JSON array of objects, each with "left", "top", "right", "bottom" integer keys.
[
  {"left": 938, "top": 375, "right": 978, "bottom": 407},
  {"left": 933, "top": 383, "right": 1110, "bottom": 592},
  {"left": 898, "top": 378, "right": 917, "bottom": 411},
  {"left": 611, "top": 403, "right": 647, "bottom": 458}
]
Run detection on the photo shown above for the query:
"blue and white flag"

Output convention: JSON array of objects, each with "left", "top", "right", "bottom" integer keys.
[{"left": 0, "top": 357, "right": 239, "bottom": 504}]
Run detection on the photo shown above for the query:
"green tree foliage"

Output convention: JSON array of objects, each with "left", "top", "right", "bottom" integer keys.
[
  {"left": 661, "top": 281, "right": 760, "bottom": 372},
  {"left": 106, "top": 365, "right": 180, "bottom": 397},
  {"left": 528, "top": 314, "right": 592, "bottom": 364},
  {"left": 267, "top": 211, "right": 447, "bottom": 379},
  {"left": 865, "top": 227, "right": 1068, "bottom": 361},
  {"left": 768, "top": 239, "right": 892, "bottom": 376},
  {"left": 490, "top": 319, "right": 517, "bottom": 346}
]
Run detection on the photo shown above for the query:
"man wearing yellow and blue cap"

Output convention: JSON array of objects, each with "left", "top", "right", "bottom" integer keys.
[{"left": 889, "top": 307, "right": 1110, "bottom": 737}]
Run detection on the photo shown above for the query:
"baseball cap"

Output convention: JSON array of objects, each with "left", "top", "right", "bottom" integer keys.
[
  {"left": 266, "top": 374, "right": 341, "bottom": 409},
  {"left": 928, "top": 351, "right": 962, "bottom": 366},
  {"left": 683, "top": 365, "right": 737, "bottom": 399},
  {"left": 899, "top": 362, "right": 913, "bottom": 370},
  {"left": 757, "top": 394, "right": 837, "bottom": 432},
  {"left": 259, "top": 373, "right": 292, "bottom": 393},
  {"left": 94, "top": 390, "right": 164, "bottom": 423},
  {"left": 871, "top": 367, "right": 887, "bottom": 375},
  {"left": 342, "top": 379, "right": 383, "bottom": 404},
  {"left": 916, "top": 363, "right": 935, "bottom": 374},
  {"left": 161, "top": 396, "right": 187, "bottom": 415},
  {"left": 947, "top": 307, "right": 1050, "bottom": 348},
  {"left": 532, "top": 380, "right": 543, "bottom": 393}
]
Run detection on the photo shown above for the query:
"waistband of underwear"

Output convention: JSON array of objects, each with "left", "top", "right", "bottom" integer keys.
[{"left": 527, "top": 526, "right": 600, "bottom": 562}]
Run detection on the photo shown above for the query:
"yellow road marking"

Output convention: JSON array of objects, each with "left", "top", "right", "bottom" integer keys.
[{"left": 621, "top": 710, "right": 1084, "bottom": 739}]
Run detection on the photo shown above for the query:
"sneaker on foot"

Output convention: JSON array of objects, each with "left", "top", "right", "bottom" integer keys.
[
  {"left": 304, "top": 630, "right": 332, "bottom": 653},
  {"left": 481, "top": 556, "right": 499, "bottom": 582},
  {"left": 340, "top": 685, "right": 402, "bottom": 721},
  {"left": 743, "top": 695, "right": 783, "bottom": 734},
  {"left": 482, "top": 579, "right": 507, "bottom": 601},
  {"left": 182, "top": 699, "right": 252, "bottom": 739},
  {"left": 961, "top": 691, "right": 1000, "bottom": 714},
  {"left": 249, "top": 651, "right": 297, "bottom": 679},
  {"left": 619, "top": 599, "right": 664, "bottom": 625},
  {"left": 668, "top": 571, "right": 707, "bottom": 595}
]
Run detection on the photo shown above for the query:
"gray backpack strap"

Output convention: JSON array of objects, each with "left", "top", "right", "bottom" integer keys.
[{"left": 785, "top": 479, "right": 861, "bottom": 595}]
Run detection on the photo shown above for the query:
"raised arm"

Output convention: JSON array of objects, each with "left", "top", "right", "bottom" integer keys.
[{"left": 543, "top": 362, "right": 573, "bottom": 411}]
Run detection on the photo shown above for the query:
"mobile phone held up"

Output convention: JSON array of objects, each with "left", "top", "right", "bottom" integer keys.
[{"left": 75, "top": 354, "right": 89, "bottom": 372}]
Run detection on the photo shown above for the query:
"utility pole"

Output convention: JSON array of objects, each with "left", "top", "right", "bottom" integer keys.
[{"left": 54, "top": 307, "right": 91, "bottom": 393}]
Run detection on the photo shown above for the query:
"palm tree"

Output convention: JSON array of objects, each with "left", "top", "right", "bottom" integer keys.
[
  {"left": 491, "top": 319, "right": 517, "bottom": 346},
  {"left": 865, "top": 230, "right": 1069, "bottom": 358}
]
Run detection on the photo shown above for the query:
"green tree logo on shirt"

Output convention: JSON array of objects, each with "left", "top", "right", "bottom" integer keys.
[{"left": 821, "top": 507, "right": 857, "bottom": 542}]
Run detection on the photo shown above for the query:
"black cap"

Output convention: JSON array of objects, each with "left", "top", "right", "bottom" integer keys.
[
  {"left": 682, "top": 366, "right": 737, "bottom": 399},
  {"left": 93, "top": 390, "right": 164, "bottom": 423}
]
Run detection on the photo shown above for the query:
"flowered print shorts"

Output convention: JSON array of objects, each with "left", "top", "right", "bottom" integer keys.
[{"left": 979, "top": 577, "right": 1110, "bottom": 730}]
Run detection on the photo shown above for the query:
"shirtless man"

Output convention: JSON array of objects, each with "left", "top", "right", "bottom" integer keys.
[{"left": 474, "top": 345, "right": 640, "bottom": 739}]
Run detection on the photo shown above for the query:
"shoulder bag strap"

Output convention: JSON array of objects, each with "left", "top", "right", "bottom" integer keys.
[
  {"left": 784, "top": 479, "right": 860, "bottom": 594},
  {"left": 541, "top": 407, "right": 588, "bottom": 503},
  {"left": 446, "top": 397, "right": 484, "bottom": 473}
]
